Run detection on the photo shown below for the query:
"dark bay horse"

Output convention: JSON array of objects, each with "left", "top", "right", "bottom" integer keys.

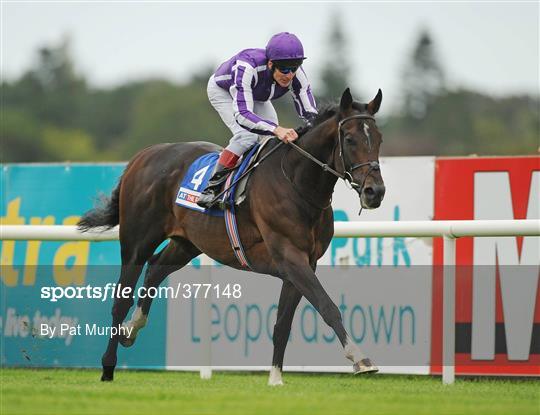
[{"left": 78, "top": 88, "right": 386, "bottom": 384}]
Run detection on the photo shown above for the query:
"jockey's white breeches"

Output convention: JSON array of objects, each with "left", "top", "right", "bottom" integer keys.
[{"left": 207, "top": 75, "right": 278, "bottom": 156}]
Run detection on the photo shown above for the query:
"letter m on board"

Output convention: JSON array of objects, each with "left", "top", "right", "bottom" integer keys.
[{"left": 472, "top": 171, "right": 539, "bottom": 361}]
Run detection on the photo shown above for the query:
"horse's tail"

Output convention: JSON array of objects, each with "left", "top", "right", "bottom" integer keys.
[{"left": 77, "top": 181, "right": 121, "bottom": 232}]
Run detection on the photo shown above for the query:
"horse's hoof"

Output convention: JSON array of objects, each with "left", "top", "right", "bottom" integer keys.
[
  {"left": 101, "top": 366, "right": 115, "bottom": 381},
  {"left": 353, "top": 358, "right": 379, "bottom": 375},
  {"left": 268, "top": 366, "right": 284, "bottom": 386},
  {"left": 119, "top": 334, "right": 135, "bottom": 348}
]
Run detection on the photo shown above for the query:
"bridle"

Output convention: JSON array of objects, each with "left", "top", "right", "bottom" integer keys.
[
  {"left": 336, "top": 114, "right": 381, "bottom": 191},
  {"left": 286, "top": 113, "right": 381, "bottom": 194}
]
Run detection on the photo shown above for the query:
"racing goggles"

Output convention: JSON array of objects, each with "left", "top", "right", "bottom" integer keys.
[{"left": 275, "top": 65, "right": 299, "bottom": 74}]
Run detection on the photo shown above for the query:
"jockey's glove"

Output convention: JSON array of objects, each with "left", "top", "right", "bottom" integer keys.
[{"left": 303, "top": 112, "right": 318, "bottom": 128}]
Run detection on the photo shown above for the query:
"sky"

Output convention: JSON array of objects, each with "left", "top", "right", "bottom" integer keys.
[{"left": 1, "top": 1, "right": 539, "bottom": 112}]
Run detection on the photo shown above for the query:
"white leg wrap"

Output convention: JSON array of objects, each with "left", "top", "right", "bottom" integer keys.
[
  {"left": 343, "top": 335, "right": 366, "bottom": 363},
  {"left": 123, "top": 306, "right": 147, "bottom": 339},
  {"left": 268, "top": 366, "right": 284, "bottom": 386}
]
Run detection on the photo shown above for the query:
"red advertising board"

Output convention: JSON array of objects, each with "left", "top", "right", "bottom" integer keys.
[{"left": 431, "top": 157, "right": 540, "bottom": 376}]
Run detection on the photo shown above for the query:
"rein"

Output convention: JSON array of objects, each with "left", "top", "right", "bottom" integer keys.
[{"left": 280, "top": 152, "right": 333, "bottom": 210}]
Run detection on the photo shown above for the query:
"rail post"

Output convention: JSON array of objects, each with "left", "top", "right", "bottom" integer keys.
[
  {"left": 199, "top": 254, "right": 213, "bottom": 379},
  {"left": 442, "top": 235, "right": 456, "bottom": 385}
]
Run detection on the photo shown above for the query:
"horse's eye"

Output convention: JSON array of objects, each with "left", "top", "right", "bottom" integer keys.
[{"left": 345, "top": 134, "right": 354, "bottom": 144}]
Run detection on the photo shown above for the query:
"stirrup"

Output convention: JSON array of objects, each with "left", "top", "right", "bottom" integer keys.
[
  {"left": 196, "top": 162, "right": 237, "bottom": 209},
  {"left": 197, "top": 189, "right": 219, "bottom": 208}
]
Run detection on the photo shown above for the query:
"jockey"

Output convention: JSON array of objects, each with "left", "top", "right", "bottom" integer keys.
[{"left": 197, "top": 32, "right": 318, "bottom": 208}]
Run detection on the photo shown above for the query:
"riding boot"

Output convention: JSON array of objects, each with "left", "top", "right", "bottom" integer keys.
[{"left": 197, "top": 163, "right": 234, "bottom": 208}]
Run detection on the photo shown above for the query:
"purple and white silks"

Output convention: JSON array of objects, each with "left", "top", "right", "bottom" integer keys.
[
  {"left": 213, "top": 48, "right": 317, "bottom": 135},
  {"left": 207, "top": 76, "right": 278, "bottom": 156}
]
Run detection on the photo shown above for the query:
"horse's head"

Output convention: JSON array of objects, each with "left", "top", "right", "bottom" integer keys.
[{"left": 336, "top": 88, "right": 385, "bottom": 209}]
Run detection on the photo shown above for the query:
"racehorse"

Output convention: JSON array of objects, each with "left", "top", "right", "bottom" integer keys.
[{"left": 78, "top": 88, "right": 386, "bottom": 385}]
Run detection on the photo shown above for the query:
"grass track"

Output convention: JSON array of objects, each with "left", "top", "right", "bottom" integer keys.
[{"left": 1, "top": 368, "right": 539, "bottom": 415}]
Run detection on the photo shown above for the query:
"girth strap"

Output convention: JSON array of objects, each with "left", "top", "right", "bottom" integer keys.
[{"left": 223, "top": 173, "right": 252, "bottom": 269}]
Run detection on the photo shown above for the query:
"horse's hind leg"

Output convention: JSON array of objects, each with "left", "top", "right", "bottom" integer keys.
[
  {"left": 119, "top": 238, "right": 201, "bottom": 348},
  {"left": 101, "top": 230, "right": 164, "bottom": 381}
]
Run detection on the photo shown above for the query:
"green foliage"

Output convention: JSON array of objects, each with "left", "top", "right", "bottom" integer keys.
[
  {"left": 78, "top": 83, "right": 142, "bottom": 152},
  {"left": 41, "top": 126, "right": 97, "bottom": 161},
  {"left": 1, "top": 33, "right": 538, "bottom": 162},
  {"left": 16, "top": 37, "right": 87, "bottom": 127},
  {"left": 123, "top": 79, "right": 229, "bottom": 156},
  {"left": 383, "top": 90, "right": 539, "bottom": 156},
  {"left": 1, "top": 108, "right": 46, "bottom": 162}
]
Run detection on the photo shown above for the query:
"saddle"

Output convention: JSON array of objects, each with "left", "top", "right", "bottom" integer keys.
[
  {"left": 233, "top": 137, "right": 275, "bottom": 205},
  {"left": 175, "top": 137, "right": 274, "bottom": 216}
]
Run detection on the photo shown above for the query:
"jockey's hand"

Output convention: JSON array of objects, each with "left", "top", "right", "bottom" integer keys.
[{"left": 274, "top": 126, "right": 298, "bottom": 143}]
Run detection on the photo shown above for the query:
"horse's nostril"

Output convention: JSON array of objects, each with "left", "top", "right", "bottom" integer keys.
[{"left": 364, "top": 187, "right": 375, "bottom": 198}]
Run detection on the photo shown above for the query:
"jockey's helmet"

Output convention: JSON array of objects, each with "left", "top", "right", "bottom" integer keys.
[{"left": 266, "top": 32, "right": 306, "bottom": 64}]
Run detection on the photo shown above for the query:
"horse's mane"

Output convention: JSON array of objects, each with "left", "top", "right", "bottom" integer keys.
[{"left": 296, "top": 102, "right": 368, "bottom": 137}]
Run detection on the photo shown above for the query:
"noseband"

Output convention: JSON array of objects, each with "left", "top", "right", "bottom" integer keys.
[{"left": 288, "top": 113, "right": 380, "bottom": 191}]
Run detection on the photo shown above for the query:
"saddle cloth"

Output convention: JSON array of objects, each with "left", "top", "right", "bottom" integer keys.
[{"left": 175, "top": 138, "right": 273, "bottom": 216}]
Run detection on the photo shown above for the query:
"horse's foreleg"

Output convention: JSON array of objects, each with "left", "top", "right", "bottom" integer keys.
[
  {"left": 269, "top": 280, "right": 302, "bottom": 386},
  {"left": 275, "top": 244, "right": 378, "bottom": 375}
]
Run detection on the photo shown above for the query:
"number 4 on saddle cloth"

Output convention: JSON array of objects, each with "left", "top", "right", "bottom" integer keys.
[{"left": 175, "top": 142, "right": 263, "bottom": 217}]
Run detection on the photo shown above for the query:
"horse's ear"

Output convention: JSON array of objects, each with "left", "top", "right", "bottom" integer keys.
[
  {"left": 367, "top": 89, "right": 383, "bottom": 115},
  {"left": 340, "top": 88, "right": 353, "bottom": 112}
]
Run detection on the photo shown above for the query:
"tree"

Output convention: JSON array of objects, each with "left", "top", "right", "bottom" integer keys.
[
  {"left": 382, "top": 89, "right": 538, "bottom": 156},
  {"left": 1, "top": 109, "right": 46, "bottom": 162},
  {"left": 30, "top": 36, "right": 83, "bottom": 91},
  {"left": 10, "top": 35, "right": 87, "bottom": 127},
  {"left": 401, "top": 29, "right": 445, "bottom": 119},
  {"left": 319, "top": 12, "right": 352, "bottom": 102},
  {"left": 121, "top": 80, "right": 231, "bottom": 156}
]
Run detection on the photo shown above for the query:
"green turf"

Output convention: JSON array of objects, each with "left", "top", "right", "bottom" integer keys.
[{"left": 1, "top": 368, "right": 538, "bottom": 415}]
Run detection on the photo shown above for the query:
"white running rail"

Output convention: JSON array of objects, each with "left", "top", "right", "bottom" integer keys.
[{"left": 2, "top": 219, "right": 539, "bottom": 384}]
